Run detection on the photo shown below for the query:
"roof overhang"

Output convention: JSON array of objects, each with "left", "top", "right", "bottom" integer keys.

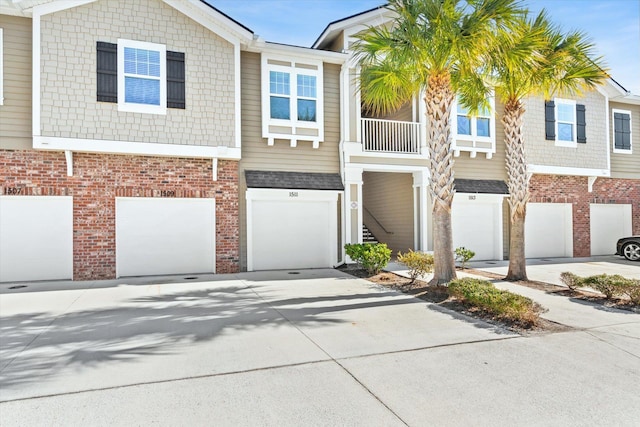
[
  {"left": 246, "top": 40, "right": 348, "bottom": 65},
  {"left": 1, "top": 0, "right": 255, "bottom": 46},
  {"left": 312, "top": 4, "right": 392, "bottom": 50}
]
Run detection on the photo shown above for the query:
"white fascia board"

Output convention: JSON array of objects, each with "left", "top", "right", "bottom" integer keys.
[
  {"left": 248, "top": 41, "right": 347, "bottom": 65},
  {"left": 234, "top": 43, "right": 241, "bottom": 148},
  {"left": 163, "top": 0, "right": 253, "bottom": 46},
  {"left": 33, "top": 136, "right": 241, "bottom": 160},
  {"left": 528, "top": 164, "right": 610, "bottom": 177}
]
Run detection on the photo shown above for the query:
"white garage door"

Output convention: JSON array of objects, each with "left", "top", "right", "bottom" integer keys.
[
  {"left": 116, "top": 198, "right": 215, "bottom": 277},
  {"left": 0, "top": 196, "right": 73, "bottom": 282},
  {"left": 451, "top": 195, "right": 504, "bottom": 261},
  {"left": 590, "top": 204, "right": 632, "bottom": 256},
  {"left": 248, "top": 190, "right": 338, "bottom": 271},
  {"left": 525, "top": 203, "right": 573, "bottom": 258}
]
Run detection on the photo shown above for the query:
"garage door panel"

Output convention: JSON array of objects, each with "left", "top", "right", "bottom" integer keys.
[
  {"left": 452, "top": 200, "right": 502, "bottom": 261},
  {"left": 116, "top": 198, "right": 215, "bottom": 277},
  {"left": 252, "top": 200, "right": 331, "bottom": 270},
  {"left": 0, "top": 196, "right": 73, "bottom": 282},
  {"left": 590, "top": 204, "right": 632, "bottom": 256},
  {"left": 525, "top": 203, "right": 573, "bottom": 258}
]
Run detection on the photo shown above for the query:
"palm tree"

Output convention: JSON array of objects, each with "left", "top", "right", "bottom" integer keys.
[
  {"left": 490, "top": 11, "right": 608, "bottom": 281},
  {"left": 353, "top": 0, "right": 522, "bottom": 284}
]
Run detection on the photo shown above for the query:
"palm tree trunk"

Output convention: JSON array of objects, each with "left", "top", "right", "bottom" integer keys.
[
  {"left": 502, "top": 99, "right": 529, "bottom": 281},
  {"left": 425, "top": 73, "right": 457, "bottom": 285}
]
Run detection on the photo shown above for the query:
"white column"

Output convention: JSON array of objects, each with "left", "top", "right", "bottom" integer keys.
[
  {"left": 344, "top": 166, "right": 363, "bottom": 246},
  {"left": 413, "top": 170, "right": 429, "bottom": 252}
]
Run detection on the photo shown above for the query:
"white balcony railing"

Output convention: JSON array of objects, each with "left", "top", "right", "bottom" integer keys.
[{"left": 361, "top": 118, "right": 420, "bottom": 154}]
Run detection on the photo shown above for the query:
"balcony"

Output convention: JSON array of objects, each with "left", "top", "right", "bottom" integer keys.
[{"left": 360, "top": 118, "right": 421, "bottom": 154}]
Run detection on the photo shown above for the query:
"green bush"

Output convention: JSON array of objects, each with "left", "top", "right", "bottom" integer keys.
[
  {"left": 559, "top": 272, "right": 583, "bottom": 291},
  {"left": 624, "top": 280, "right": 640, "bottom": 305},
  {"left": 581, "top": 274, "right": 630, "bottom": 299},
  {"left": 448, "top": 278, "right": 541, "bottom": 326},
  {"left": 345, "top": 243, "right": 392, "bottom": 275},
  {"left": 454, "top": 247, "right": 476, "bottom": 270},
  {"left": 397, "top": 250, "right": 434, "bottom": 283}
]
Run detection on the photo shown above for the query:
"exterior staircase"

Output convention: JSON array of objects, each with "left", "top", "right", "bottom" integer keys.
[{"left": 362, "top": 224, "right": 379, "bottom": 244}]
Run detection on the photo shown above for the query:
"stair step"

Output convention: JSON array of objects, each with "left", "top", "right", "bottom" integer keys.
[{"left": 362, "top": 224, "right": 379, "bottom": 244}]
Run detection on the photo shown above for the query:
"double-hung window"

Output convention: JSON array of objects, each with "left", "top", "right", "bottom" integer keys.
[
  {"left": 118, "top": 40, "right": 166, "bottom": 114},
  {"left": 262, "top": 54, "right": 324, "bottom": 147},
  {"left": 545, "top": 98, "right": 586, "bottom": 147},
  {"left": 452, "top": 96, "right": 496, "bottom": 158},
  {"left": 613, "top": 109, "right": 632, "bottom": 153}
]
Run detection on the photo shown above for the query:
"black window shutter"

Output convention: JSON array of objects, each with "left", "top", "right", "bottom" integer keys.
[
  {"left": 614, "top": 112, "right": 631, "bottom": 149},
  {"left": 167, "top": 51, "right": 185, "bottom": 109},
  {"left": 97, "top": 42, "right": 117, "bottom": 103},
  {"left": 545, "top": 100, "right": 555, "bottom": 140},
  {"left": 576, "top": 104, "right": 586, "bottom": 143}
]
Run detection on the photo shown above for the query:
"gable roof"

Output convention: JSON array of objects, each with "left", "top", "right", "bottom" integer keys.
[
  {"left": 312, "top": 3, "right": 390, "bottom": 50},
  {"left": 0, "top": 0, "right": 254, "bottom": 45}
]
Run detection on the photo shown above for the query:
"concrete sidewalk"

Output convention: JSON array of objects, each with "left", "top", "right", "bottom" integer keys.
[{"left": 1, "top": 267, "right": 639, "bottom": 426}]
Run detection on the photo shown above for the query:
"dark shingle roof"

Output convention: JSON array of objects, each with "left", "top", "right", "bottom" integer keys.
[
  {"left": 245, "top": 170, "right": 344, "bottom": 191},
  {"left": 455, "top": 179, "right": 509, "bottom": 195}
]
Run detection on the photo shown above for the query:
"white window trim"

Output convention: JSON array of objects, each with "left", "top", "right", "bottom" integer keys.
[
  {"left": 117, "top": 39, "right": 166, "bottom": 115},
  {"left": 0, "top": 28, "right": 4, "bottom": 106},
  {"left": 612, "top": 108, "right": 632, "bottom": 154},
  {"left": 554, "top": 98, "right": 577, "bottom": 148},
  {"left": 261, "top": 53, "right": 324, "bottom": 147},
  {"left": 451, "top": 96, "right": 496, "bottom": 158}
]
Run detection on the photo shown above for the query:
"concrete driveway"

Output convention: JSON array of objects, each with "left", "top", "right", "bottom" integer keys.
[{"left": 1, "top": 267, "right": 639, "bottom": 426}]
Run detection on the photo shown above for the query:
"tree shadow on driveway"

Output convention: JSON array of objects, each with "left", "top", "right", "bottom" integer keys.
[{"left": 0, "top": 282, "right": 416, "bottom": 397}]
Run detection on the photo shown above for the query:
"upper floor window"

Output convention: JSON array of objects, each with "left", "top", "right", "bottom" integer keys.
[
  {"left": 545, "top": 98, "right": 586, "bottom": 147},
  {"left": 262, "top": 54, "right": 324, "bottom": 148},
  {"left": 613, "top": 109, "right": 632, "bottom": 153},
  {"left": 451, "top": 96, "right": 496, "bottom": 158},
  {"left": 97, "top": 40, "right": 185, "bottom": 114}
]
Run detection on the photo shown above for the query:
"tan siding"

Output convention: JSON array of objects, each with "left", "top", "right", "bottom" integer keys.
[
  {"left": 0, "top": 15, "right": 31, "bottom": 149},
  {"left": 238, "top": 51, "right": 342, "bottom": 270},
  {"left": 453, "top": 99, "right": 508, "bottom": 181},
  {"left": 610, "top": 101, "right": 640, "bottom": 178},
  {"left": 362, "top": 172, "right": 414, "bottom": 254},
  {"left": 39, "top": 0, "right": 235, "bottom": 147},
  {"left": 376, "top": 101, "right": 413, "bottom": 122}
]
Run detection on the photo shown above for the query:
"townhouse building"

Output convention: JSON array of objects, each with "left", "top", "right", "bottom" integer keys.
[{"left": 0, "top": 1, "right": 637, "bottom": 283}]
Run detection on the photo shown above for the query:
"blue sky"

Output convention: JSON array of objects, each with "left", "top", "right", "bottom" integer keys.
[{"left": 211, "top": 0, "right": 640, "bottom": 94}]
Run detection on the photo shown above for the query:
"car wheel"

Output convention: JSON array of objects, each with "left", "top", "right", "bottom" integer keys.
[{"left": 622, "top": 242, "right": 640, "bottom": 261}]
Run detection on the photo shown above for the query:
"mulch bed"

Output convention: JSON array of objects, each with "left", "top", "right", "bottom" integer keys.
[
  {"left": 336, "top": 264, "right": 572, "bottom": 335},
  {"left": 465, "top": 268, "right": 640, "bottom": 313}
]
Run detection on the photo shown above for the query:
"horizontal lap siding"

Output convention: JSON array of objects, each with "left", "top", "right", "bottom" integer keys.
[
  {"left": 610, "top": 101, "right": 640, "bottom": 178},
  {"left": 238, "top": 51, "right": 342, "bottom": 270},
  {"left": 0, "top": 15, "right": 31, "bottom": 150}
]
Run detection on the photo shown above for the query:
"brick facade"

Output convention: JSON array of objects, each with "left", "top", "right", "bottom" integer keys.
[
  {"left": 529, "top": 174, "right": 640, "bottom": 257},
  {"left": 1, "top": 150, "right": 239, "bottom": 279}
]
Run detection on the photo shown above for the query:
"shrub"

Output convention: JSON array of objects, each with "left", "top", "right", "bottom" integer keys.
[
  {"left": 454, "top": 247, "right": 475, "bottom": 270},
  {"left": 581, "top": 274, "right": 629, "bottom": 299},
  {"left": 397, "top": 250, "right": 434, "bottom": 283},
  {"left": 448, "top": 278, "right": 541, "bottom": 326},
  {"left": 624, "top": 280, "right": 640, "bottom": 305},
  {"left": 345, "top": 243, "right": 392, "bottom": 275},
  {"left": 559, "top": 272, "right": 583, "bottom": 291}
]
